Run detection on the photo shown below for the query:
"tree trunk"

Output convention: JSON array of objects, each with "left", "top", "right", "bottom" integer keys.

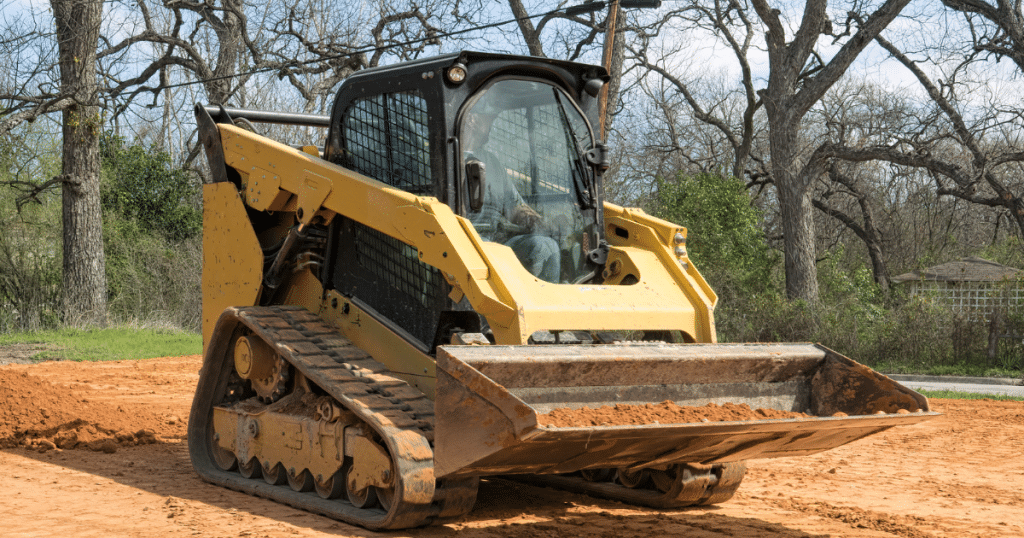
[
  {"left": 507, "top": 0, "right": 544, "bottom": 57},
  {"left": 750, "top": 0, "right": 911, "bottom": 304},
  {"left": 859, "top": 202, "right": 890, "bottom": 294},
  {"left": 206, "top": 0, "right": 246, "bottom": 104},
  {"left": 52, "top": 0, "right": 107, "bottom": 326},
  {"left": 777, "top": 173, "right": 819, "bottom": 303},
  {"left": 768, "top": 110, "right": 820, "bottom": 303},
  {"left": 824, "top": 167, "right": 891, "bottom": 293}
]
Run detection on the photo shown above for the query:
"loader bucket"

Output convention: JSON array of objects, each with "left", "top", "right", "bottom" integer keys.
[{"left": 433, "top": 343, "right": 937, "bottom": 479}]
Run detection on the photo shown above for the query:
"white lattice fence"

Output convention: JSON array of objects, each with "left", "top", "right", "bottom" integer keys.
[{"left": 909, "top": 280, "right": 1024, "bottom": 322}]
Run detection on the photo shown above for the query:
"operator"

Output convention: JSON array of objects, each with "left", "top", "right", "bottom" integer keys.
[{"left": 461, "top": 110, "right": 561, "bottom": 283}]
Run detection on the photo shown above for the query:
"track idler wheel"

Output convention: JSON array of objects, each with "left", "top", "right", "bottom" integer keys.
[
  {"left": 344, "top": 462, "right": 379, "bottom": 508},
  {"left": 376, "top": 485, "right": 395, "bottom": 512},
  {"left": 315, "top": 470, "right": 345, "bottom": 499},
  {"left": 701, "top": 462, "right": 746, "bottom": 505},
  {"left": 262, "top": 462, "right": 288, "bottom": 485},
  {"left": 671, "top": 462, "right": 747, "bottom": 505},
  {"left": 287, "top": 468, "right": 315, "bottom": 492},
  {"left": 344, "top": 432, "right": 395, "bottom": 510},
  {"left": 616, "top": 467, "right": 650, "bottom": 489}
]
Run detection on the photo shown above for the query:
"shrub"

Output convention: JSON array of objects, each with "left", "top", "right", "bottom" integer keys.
[
  {"left": 0, "top": 202, "right": 62, "bottom": 331},
  {"left": 97, "top": 133, "right": 203, "bottom": 331},
  {"left": 653, "top": 172, "right": 779, "bottom": 309},
  {"left": 103, "top": 212, "right": 202, "bottom": 331},
  {"left": 100, "top": 133, "right": 201, "bottom": 241},
  {"left": 709, "top": 249, "right": 1018, "bottom": 376},
  {"left": 0, "top": 132, "right": 202, "bottom": 333}
]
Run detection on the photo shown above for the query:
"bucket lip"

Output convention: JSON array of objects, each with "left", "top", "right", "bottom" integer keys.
[
  {"left": 438, "top": 342, "right": 831, "bottom": 360},
  {"left": 518, "top": 411, "right": 943, "bottom": 444},
  {"left": 532, "top": 410, "right": 942, "bottom": 432}
]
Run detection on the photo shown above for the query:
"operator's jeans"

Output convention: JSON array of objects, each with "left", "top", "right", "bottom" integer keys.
[{"left": 506, "top": 234, "right": 560, "bottom": 283}]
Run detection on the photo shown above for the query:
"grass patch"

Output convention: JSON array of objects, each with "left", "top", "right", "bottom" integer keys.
[
  {"left": 918, "top": 389, "right": 1024, "bottom": 402},
  {"left": 0, "top": 327, "right": 201, "bottom": 361},
  {"left": 876, "top": 364, "right": 1021, "bottom": 378}
]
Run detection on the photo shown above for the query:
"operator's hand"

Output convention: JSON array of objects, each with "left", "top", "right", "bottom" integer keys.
[{"left": 511, "top": 204, "right": 542, "bottom": 231}]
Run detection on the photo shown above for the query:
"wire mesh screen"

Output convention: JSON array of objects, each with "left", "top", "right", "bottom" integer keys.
[
  {"left": 342, "top": 91, "right": 432, "bottom": 195},
  {"left": 351, "top": 222, "right": 446, "bottom": 346},
  {"left": 489, "top": 105, "right": 574, "bottom": 202}
]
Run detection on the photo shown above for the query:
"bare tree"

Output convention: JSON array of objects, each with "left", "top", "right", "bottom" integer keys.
[
  {"left": 0, "top": 3, "right": 68, "bottom": 133},
  {"left": 876, "top": 35, "right": 1024, "bottom": 236},
  {"left": 624, "top": 0, "right": 911, "bottom": 300},
  {"left": 630, "top": 0, "right": 765, "bottom": 181},
  {"left": 51, "top": 0, "right": 107, "bottom": 325},
  {"left": 809, "top": 32, "right": 1024, "bottom": 242},
  {"left": 942, "top": 0, "right": 1024, "bottom": 71},
  {"left": 85, "top": 0, "right": 477, "bottom": 178},
  {"left": 749, "top": 0, "right": 912, "bottom": 302},
  {"left": 102, "top": 0, "right": 465, "bottom": 110},
  {"left": 100, "top": 0, "right": 269, "bottom": 114},
  {"left": 813, "top": 164, "right": 892, "bottom": 291},
  {"left": 503, "top": 0, "right": 606, "bottom": 60},
  {"left": 802, "top": 80, "right": 923, "bottom": 291}
]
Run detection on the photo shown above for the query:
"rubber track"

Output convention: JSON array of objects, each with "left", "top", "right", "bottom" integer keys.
[
  {"left": 189, "top": 305, "right": 467, "bottom": 530},
  {"left": 503, "top": 462, "right": 746, "bottom": 509}
]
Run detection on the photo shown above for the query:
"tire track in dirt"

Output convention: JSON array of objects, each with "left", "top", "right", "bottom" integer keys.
[{"left": 767, "top": 498, "right": 963, "bottom": 538}]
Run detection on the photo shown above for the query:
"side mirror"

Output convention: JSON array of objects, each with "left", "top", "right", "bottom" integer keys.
[{"left": 465, "top": 159, "right": 486, "bottom": 212}]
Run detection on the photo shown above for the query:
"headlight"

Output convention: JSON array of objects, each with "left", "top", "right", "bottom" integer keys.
[{"left": 446, "top": 64, "right": 467, "bottom": 84}]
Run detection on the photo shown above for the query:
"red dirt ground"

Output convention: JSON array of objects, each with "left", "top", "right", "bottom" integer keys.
[{"left": 1, "top": 354, "right": 1022, "bottom": 538}]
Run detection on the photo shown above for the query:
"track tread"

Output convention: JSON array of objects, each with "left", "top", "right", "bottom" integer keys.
[
  {"left": 507, "top": 461, "right": 746, "bottom": 509},
  {"left": 189, "top": 306, "right": 462, "bottom": 530}
]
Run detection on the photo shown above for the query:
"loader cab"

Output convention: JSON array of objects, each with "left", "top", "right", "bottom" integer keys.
[
  {"left": 322, "top": 52, "right": 610, "bottom": 350},
  {"left": 458, "top": 78, "right": 603, "bottom": 284}
]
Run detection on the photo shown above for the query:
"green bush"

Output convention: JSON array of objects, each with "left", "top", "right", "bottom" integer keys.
[
  {"left": 707, "top": 247, "right": 1018, "bottom": 376},
  {"left": 0, "top": 128, "right": 62, "bottom": 331},
  {"left": 646, "top": 169, "right": 1018, "bottom": 376},
  {"left": 0, "top": 131, "right": 202, "bottom": 333},
  {"left": 100, "top": 132, "right": 201, "bottom": 241},
  {"left": 0, "top": 198, "right": 62, "bottom": 331},
  {"left": 653, "top": 172, "right": 779, "bottom": 308},
  {"left": 103, "top": 211, "right": 202, "bottom": 331},
  {"left": 98, "top": 133, "right": 203, "bottom": 331}
]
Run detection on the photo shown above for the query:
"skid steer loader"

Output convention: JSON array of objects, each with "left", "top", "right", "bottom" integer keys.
[{"left": 189, "top": 51, "right": 937, "bottom": 530}]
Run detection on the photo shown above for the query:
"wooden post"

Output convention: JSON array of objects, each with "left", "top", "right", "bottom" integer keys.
[
  {"left": 599, "top": 0, "right": 620, "bottom": 142},
  {"left": 987, "top": 306, "right": 1002, "bottom": 365}
]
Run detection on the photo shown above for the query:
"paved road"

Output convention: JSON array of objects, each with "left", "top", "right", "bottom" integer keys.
[{"left": 898, "top": 379, "right": 1024, "bottom": 398}]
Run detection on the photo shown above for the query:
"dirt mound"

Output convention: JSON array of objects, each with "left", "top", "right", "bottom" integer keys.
[
  {"left": 538, "top": 401, "right": 809, "bottom": 427},
  {"left": 0, "top": 369, "right": 158, "bottom": 453}
]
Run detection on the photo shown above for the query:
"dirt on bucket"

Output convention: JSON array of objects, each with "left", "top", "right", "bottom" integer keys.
[{"left": 537, "top": 401, "right": 810, "bottom": 427}]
